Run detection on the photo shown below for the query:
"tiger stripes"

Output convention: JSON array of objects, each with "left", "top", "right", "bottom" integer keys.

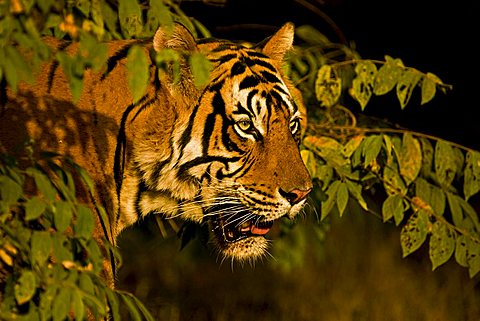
[{"left": 1, "top": 22, "right": 312, "bottom": 282}]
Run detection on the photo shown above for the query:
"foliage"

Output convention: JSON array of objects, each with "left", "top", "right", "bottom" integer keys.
[
  {"left": 0, "top": 152, "right": 155, "bottom": 320},
  {"left": 289, "top": 25, "right": 480, "bottom": 277},
  {"left": 1, "top": 1, "right": 479, "bottom": 320}
]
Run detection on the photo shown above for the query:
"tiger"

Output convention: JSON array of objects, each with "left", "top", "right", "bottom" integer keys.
[{"left": 0, "top": 22, "right": 312, "bottom": 285}]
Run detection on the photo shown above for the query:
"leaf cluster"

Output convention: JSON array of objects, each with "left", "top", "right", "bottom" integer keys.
[{"left": 0, "top": 152, "right": 154, "bottom": 320}]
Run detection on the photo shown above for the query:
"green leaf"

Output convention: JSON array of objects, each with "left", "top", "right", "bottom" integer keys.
[
  {"left": 52, "top": 234, "right": 73, "bottom": 263},
  {"left": 396, "top": 69, "right": 421, "bottom": 108},
  {"left": 25, "top": 196, "right": 47, "bottom": 220},
  {"left": 464, "top": 150, "right": 480, "bottom": 200},
  {"left": 321, "top": 180, "right": 340, "bottom": 220},
  {"left": 120, "top": 292, "right": 143, "bottom": 321},
  {"left": 126, "top": 45, "right": 149, "bottom": 103},
  {"left": 71, "top": 288, "right": 85, "bottom": 321},
  {"left": 189, "top": 52, "right": 212, "bottom": 87},
  {"left": 421, "top": 72, "right": 440, "bottom": 105},
  {"left": 315, "top": 64, "right": 342, "bottom": 107},
  {"left": 362, "top": 135, "right": 383, "bottom": 167},
  {"left": 382, "top": 194, "right": 404, "bottom": 225},
  {"left": 345, "top": 179, "right": 368, "bottom": 211},
  {"left": 316, "top": 165, "right": 334, "bottom": 190},
  {"left": 53, "top": 201, "right": 72, "bottom": 233},
  {"left": 118, "top": 0, "right": 143, "bottom": 38},
  {"left": 373, "top": 56, "right": 403, "bottom": 95},
  {"left": 303, "top": 136, "right": 349, "bottom": 168},
  {"left": 53, "top": 287, "right": 71, "bottom": 321},
  {"left": 398, "top": 133, "right": 422, "bottom": 185},
  {"left": 336, "top": 182, "right": 349, "bottom": 217},
  {"left": 415, "top": 178, "right": 445, "bottom": 216},
  {"left": 300, "top": 150, "right": 317, "bottom": 178},
  {"left": 447, "top": 192, "right": 464, "bottom": 228},
  {"left": 105, "top": 288, "right": 121, "bottom": 321},
  {"left": 31, "top": 231, "right": 52, "bottom": 267},
  {"left": 342, "top": 135, "right": 365, "bottom": 158},
  {"left": 435, "top": 140, "right": 458, "bottom": 189},
  {"left": 0, "top": 175, "right": 22, "bottom": 207},
  {"left": 419, "top": 138, "right": 434, "bottom": 177},
  {"left": 27, "top": 167, "right": 57, "bottom": 201},
  {"left": 350, "top": 60, "right": 377, "bottom": 110},
  {"left": 56, "top": 51, "right": 84, "bottom": 102},
  {"left": 39, "top": 285, "right": 58, "bottom": 321},
  {"left": 429, "top": 221, "right": 455, "bottom": 270},
  {"left": 78, "top": 273, "right": 95, "bottom": 296},
  {"left": 455, "top": 235, "right": 468, "bottom": 267},
  {"left": 295, "top": 25, "right": 330, "bottom": 46},
  {"left": 15, "top": 270, "right": 37, "bottom": 305},
  {"left": 400, "top": 210, "right": 429, "bottom": 257},
  {"left": 74, "top": 205, "right": 95, "bottom": 239},
  {"left": 467, "top": 239, "right": 480, "bottom": 278},
  {"left": 384, "top": 162, "right": 407, "bottom": 196}
]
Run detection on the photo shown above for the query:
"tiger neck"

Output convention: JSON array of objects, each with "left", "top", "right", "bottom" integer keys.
[{"left": 114, "top": 86, "right": 204, "bottom": 238}]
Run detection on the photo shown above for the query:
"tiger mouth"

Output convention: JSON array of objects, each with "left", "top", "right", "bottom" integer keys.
[{"left": 210, "top": 211, "right": 275, "bottom": 243}]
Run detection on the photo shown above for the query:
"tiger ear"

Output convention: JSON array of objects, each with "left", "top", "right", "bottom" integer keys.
[
  {"left": 259, "top": 22, "right": 295, "bottom": 63},
  {"left": 153, "top": 22, "right": 197, "bottom": 53}
]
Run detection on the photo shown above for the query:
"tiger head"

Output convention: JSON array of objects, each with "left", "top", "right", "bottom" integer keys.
[{"left": 128, "top": 23, "right": 312, "bottom": 263}]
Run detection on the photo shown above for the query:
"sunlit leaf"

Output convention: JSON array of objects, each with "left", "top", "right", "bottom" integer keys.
[
  {"left": 342, "top": 135, "right": 365, "bottom": 158},
  {"left": 429, "top": 221, "right": 455, "bottom": 270},
  {"left": 53, "top": 287, "right": 71, "bottom": 321},
  {"left": 455, "top": 234, "right": 468, "bottom": 267},
  {"left": 105, "top": 288, "right": 121, "bottom": 321},
  {"left": 400, "top": 210, "right": 429, "bottom": 257},
  {"left": 419, "top": 138, "right": 434, "bottom": 177},
  {"left": 303, "top": 136, "right": 349, "bottom": 168},
  {"left": 373, "top": 55, "right": 403, "bottom": 95},
  {"left": 0, "top": 175, "right": 22, "bottom": 207},
  {"left": 415, "top": 178, "right": 445, "bottom": 216},
  {"left": 464, "top": 150, "right": 480, "bottom": 200},
  {"left": 467, "top": 239, "right": 480, "bottom": 278},
  {"left": 301, "top": 150, "right": 317, "bottom": 178},
  {"left": 74, "top": 205, "right": 95, "bottom": 239},
  {"left": 384, "top": 162, "right": 406, "bottom": 196},
  {"left": 189, "top": 52, "right": 212, "bottom": 87},
  {"left": 31, "top": 231, "right": 51, "bottom": 267},
  {"left": 316, "top": 165, "right": 334, "bottom": 190},
  {"left": 71, "top": 288, "right": 85, "bottom": 321},
  {"left": 126, "top": 45, "right": 149, "bottom": 103},
  {"left": 315, "top": 65, "right": 342, "bottom": 107},
  {"left": 15, "top": 270, "right": 37, "bottom": 305},
  {"left": 345, "top": 179, "right": 368, "bottom": 211},
  {"left": 39, "top": 285, "right": 57, "bottom": 321},
  {"left": 382, "top": 194, "right": 404, "bottom": 225},
  {"left": 350, "top": 60, "right": 377, "bottom": 109},
  {"left": 396, "top": 69, "right": 421, "bottom": 108},
  {"left": 336, "top": 182, "right": 349, "bottom": 217},
  {"left": 363, "top": 135, "right": 383, "bottom": 167},
  {"left": 118, "top": 0, "right": 143, "bottom": 38},
  {"left": 421, "top": 72, "right": 441, "bottom": 105},
  {"left": 398, "top": 133, "right": 422, "bottom": 185},
  {"left": 321, "top": 180, "right": 340, "bottom": 220},
  {"left": 435, "top": 141, "right": 458, "bottom": 189},
  {"left": 53, "top": 201, "right": 73, "bottom": 233}
]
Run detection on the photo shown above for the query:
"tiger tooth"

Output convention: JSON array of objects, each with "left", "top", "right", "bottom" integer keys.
[{"left": 240, "top": 221, "right": 251, "bottom": 232}]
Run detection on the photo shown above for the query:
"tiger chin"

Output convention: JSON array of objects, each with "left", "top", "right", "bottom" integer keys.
[{"left": 1, "top": 21, "right": 312, "bottom": 279}]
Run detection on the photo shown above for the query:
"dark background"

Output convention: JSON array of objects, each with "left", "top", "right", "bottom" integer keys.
[{"left": 180, "top": 0, "right": 479, "bottom": 150}]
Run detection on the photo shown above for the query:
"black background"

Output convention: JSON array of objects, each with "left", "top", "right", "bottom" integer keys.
[{"left": 181, "top": 0, "right": 479, "bottom": 150}]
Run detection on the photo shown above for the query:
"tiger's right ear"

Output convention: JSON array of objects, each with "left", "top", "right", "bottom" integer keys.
[{"left": 153, "top": 22, "right": 197, "bottom": 53}]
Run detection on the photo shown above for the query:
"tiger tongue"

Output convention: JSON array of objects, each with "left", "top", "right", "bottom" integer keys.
[{"left": 250, "top": 225, "right": 271, "bottom": 235}]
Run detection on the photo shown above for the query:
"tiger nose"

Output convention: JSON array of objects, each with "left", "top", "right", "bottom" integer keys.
[{"left": 279, "top": 187, "right": 312, "bottom": 206}]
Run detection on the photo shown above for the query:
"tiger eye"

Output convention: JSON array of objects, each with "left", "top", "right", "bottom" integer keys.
[{"left": 237, "top": 120, "right": 252, "bottom": 132}]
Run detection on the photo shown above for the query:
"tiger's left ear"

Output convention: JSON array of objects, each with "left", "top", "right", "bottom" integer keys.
[{"left": 259, "top": 23, "right": 295, "bottom": 64}]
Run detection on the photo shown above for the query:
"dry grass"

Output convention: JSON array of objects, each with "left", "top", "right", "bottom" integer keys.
[{"left": 117, "top": 209, "right": 480, "bottom": 321}]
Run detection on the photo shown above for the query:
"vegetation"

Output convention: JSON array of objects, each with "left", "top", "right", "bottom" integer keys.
[{"left": 0, "top": 0, "right": 478, "bottom": 319}]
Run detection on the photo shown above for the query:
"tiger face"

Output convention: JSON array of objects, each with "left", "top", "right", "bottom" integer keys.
[{"left": 128, "top": 23, "right": 313, "bottom": 262}]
